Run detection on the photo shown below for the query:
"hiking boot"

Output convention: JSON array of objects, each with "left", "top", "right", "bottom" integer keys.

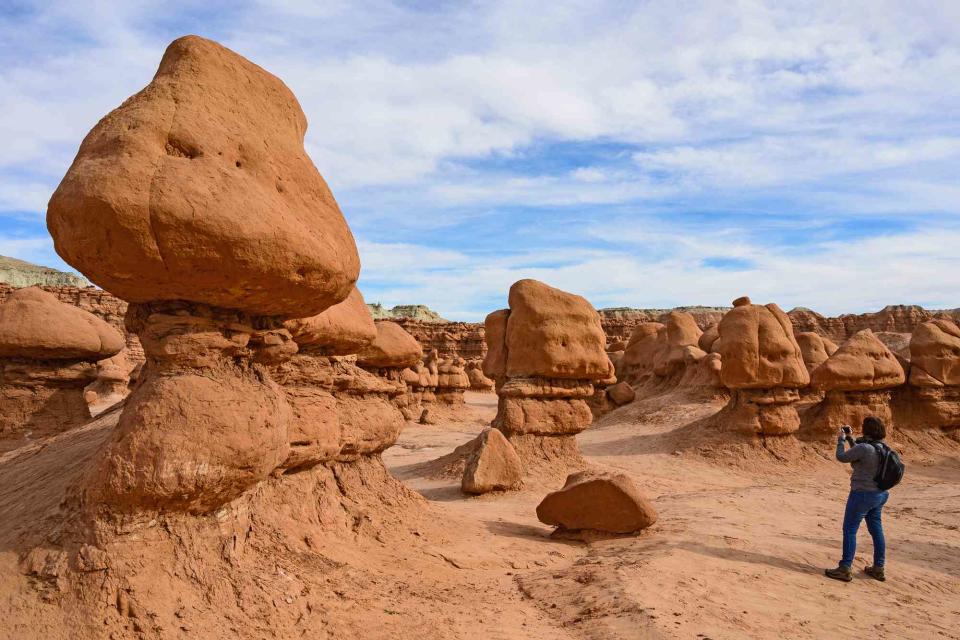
[
  {"left": 824, "top": 565, "right": 852, "bottom": 582},
  {"left": 864, "top": 565, "right": 886, "bottom": 582}
]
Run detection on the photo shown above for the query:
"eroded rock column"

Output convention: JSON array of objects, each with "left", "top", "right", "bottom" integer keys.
[
  {"left": 716, "top": 296, "right": 809, "bottom": 436},
  {"left": 483, "top": 279, "right": 609, "bottom": 464},
  {"left": 46, "top": 35, "right": 361, "bottom": 513}
]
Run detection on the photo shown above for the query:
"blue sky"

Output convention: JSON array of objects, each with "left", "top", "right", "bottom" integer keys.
[{"left": 2, "top": 1, "right": 959, "bottom": 320}]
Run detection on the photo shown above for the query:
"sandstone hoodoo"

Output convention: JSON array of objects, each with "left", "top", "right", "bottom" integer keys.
[
  {"left": 802, "top": 329, "right": 905, "bottom": 438},
  {"left": 357, "top": 320, "right": 423, "bottom": 420},
  {"left": 716, "top": 296, "right": 809, "bottom": 436},
  {"left": 46, "top": 36, "right": 361, "bottom": 514},
  {"left": 483, "top": 279, "right": 610, "bottom": 465},
  {"left": 275, "top": 288, "right": 405, "bottom": 470},
  {"left": 0, "top": 287, "right": 123, "bottom": 452},
  {"left": 436, "top": 355, "right": 472, "bottom": 403},
  {"left": 893, "top": 319, "right": 960, "bottom": 433},
  {"left": 536, "top": 470, "right": 657, "bottom": 538},
  {"left": 618, "top": 311, "right": 722, "bottom": 396},
  {"left": 461, "top": 427, "right": 523, "bottom": 494}
]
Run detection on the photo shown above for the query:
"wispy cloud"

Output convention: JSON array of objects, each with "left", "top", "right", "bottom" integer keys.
[{"left": 1, "top": 1, "right": 958, "bottom": 319}]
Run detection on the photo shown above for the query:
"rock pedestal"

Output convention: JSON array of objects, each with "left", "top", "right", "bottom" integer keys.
[
  {"left": 717, "top": 297, "right": 809, "bottom": 436},
  {"left": 357, "top": 321, "right": 423, "bottom": 420},
  {"left": 82, "top": 303, "right": 294, "bottom": 513},
  {"left": 46, "top": 36, "right": 363, "bottom": 514},
  {"left": 484, "top": 280, "right": 609, "bottom": 464},
  {"left": 277, "top": 288, "right": 405, "bottom": 467},
  {"left": 802, "top": 329, "right": 905, "bottom": 438}
]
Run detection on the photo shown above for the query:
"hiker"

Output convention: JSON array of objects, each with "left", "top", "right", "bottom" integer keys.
[{"left": 824, "top": 416, "right": 890, "bottom": 582}]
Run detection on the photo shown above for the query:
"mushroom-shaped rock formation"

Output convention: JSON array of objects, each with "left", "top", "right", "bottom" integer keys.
[
  {"left": 357, "top": 321, "right": 424, "bottom": 419},
  {"left": 461, "top": 428, "right": 523, "bottom": 494},
  {"left": 484, "top": 280, "right": 609, "bottom": 466},
  {"left": 802, "top": 330, "right": 905, "bottom": 438},
  {"left": 0, "top": 287, "right": 124, "bottom": 451},
  {"left": 536, "top": 470, "right": 657, "bottom": 539},
  {"left": 893, "top": 319, "right": 960, "bottom": 433},
  {"left": 47, "top": 36, "right": 362, "bottom": 513},
  {"left": 716, "top": 298, "right": 809, "bottom": 436},
  {"left": 272, "top": 288, "right": 405, "bottom": 470},
  {"left": 618, "top": 312, "right": 719, "bottom": 396},
  {"left": 796, "top": 332, "right": 839, "bottom": 374},
  {"left": 47, "top": 36, "right": 359, "bottom": 318}
]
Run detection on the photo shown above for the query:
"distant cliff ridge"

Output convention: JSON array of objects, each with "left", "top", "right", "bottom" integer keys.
[
  {"left": 368, "top": 303, "right": 449, "bottom": 323},
  {"left": 0, "top": 255, "right": 90, "bottom": 288}
]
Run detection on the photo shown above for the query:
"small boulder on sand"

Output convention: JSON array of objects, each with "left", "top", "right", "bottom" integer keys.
[
  {"left": 606, "top": 381, "right": 636, "bottom": 406},
  {"left": 536, "top": 470, "right": 657, "bottom": 537},
  {"left": 462, "top": 428, "right": 523, "bottom": 494}
]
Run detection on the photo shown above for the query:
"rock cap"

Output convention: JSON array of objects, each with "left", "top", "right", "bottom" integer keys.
[{"left": 0, "top": 287, "right": 124, "bottom": 360}]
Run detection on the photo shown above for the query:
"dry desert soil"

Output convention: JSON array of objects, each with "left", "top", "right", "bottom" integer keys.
[{"left": 2, "top": 391, "right": 958, "bottom": 639}]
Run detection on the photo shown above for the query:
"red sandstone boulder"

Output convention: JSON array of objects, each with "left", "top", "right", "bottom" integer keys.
[
  {"left": 811, "top": 329, "right": 905, "bottom": 391},
  {"left": 607, "top": 381, "right": 636, "bottom": 406},
  {"left": 461, "top": 428, "right": 523, "bottom": 494},
  {"left": 796, "top": 331, "right": 839, "bottom": 374},
  {"left": 909, "top": 319, "right": 960, "bottom": 386},
  {"left": 356, "top": 322, "right": 422, "bottom": 368},
  {"left": 285, "top": 287, "right": 376, "bottom": 355},
  {"left": 481, "top": 309, "right": 510, "bottom": 380},
  {"left": 0, "top": 287, "right": 123, "bottom": 360},
  {"left": 536, "top": 470, "right": 657, "bottom": 535},
  {"left": 698, "top": 323, "right": 720, "bottom": 353},
  {"left": 47, "top": 35, "right": 359, "bottom": 318}
]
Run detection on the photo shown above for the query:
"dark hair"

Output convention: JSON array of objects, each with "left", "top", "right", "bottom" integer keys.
[{"left": 862, "top": 416, "right": 886, "bottom": 440}]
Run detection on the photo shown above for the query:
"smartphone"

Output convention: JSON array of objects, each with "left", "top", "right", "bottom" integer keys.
[{"left": 841, "top": 426, "right": 852, "bottom": 435}]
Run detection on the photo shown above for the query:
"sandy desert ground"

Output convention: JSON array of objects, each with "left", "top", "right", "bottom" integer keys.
[
  {"left": 2, "top": 393, "right": 958, "bottom": 640},
  {"left": 381, "top": 391, "right": 960, "bottom": 640}
]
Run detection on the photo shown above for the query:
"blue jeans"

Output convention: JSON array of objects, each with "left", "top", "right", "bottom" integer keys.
[{"left": 840, "top": 490, "right": 889, "bottom": 568}]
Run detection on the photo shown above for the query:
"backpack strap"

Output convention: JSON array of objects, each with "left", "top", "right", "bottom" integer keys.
[{"left": 870, "top": 442, "right": 887, "bottom": 484}]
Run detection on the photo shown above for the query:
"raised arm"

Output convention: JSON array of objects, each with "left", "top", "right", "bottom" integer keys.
[{"left": 835, "top": 435, "right": 860, "bottom": 463}]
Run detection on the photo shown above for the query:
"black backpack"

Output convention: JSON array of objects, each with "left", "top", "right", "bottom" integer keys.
[{"left": 870, "top": 442, "right": 905, "bottom": 491}]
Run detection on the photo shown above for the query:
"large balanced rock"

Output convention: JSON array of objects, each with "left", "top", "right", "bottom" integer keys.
[
  {"left": 357, "top": 321, "right": 422, "bottom": 369},
  {"left": 47, "top": 37, "right": 362, "bottom": 513},
  {"left": 500, "top": 279, "right": 608, "bottom": 380},
  {"left": 536, "top": 470, "right": 657, "bottom": 537},
  {"left": 717, "top": 297, "right": 809, "bottom": 436},
  {"left": 461, "top": 428, "right": 523, "bottom": 494},
  {"left": 802, "top": 330, "right": 904, "bottom": 438},
  {"left": 484, "top": 280, "right": 609, "bottom": 465},
  {"left": 893, "top": 319, "right": 960, "bottom": 433},
  {"left": 0, "top": 287, "right": 123, "bottom": 451},
  {"left": 47, "top": 36, "right": 359, "bottom": 318},
  {"left": 285, "top": 287, "right": 376, "bottom": 355}
]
